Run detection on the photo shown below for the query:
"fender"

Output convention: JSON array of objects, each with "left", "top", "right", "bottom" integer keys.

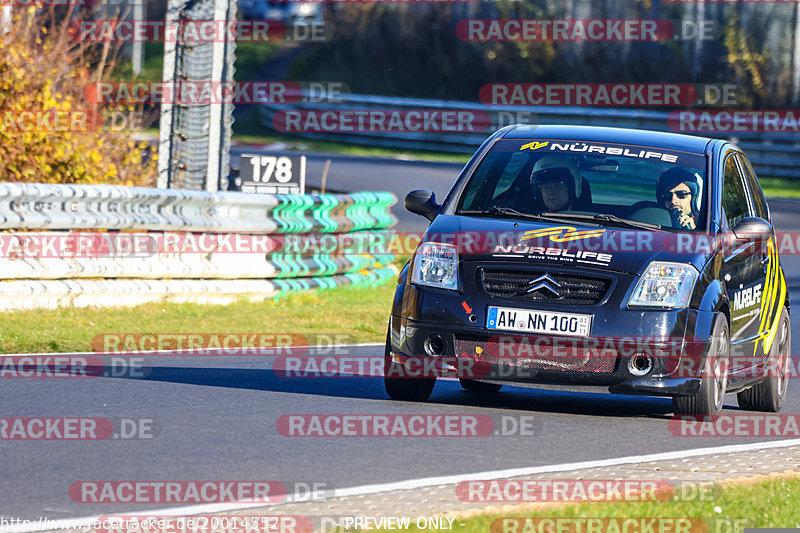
[
  {"left": 699, "top": 279, "right": 727, "bottom": 317},
  {"left": 693, "top": 253, "right": 728, "bottom": 321},
  {"left": 390, "top": 260, "right": 411, "bottom": 317},
  {"left": 685, "top": 276, "right": 727, "bottom": 360}
]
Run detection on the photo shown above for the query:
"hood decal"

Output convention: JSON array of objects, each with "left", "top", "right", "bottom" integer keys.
[{"left": 521, "top": 225, "right": 606, "bottom": 243}]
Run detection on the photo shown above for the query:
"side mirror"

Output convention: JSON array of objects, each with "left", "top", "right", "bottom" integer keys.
[
  {"left": 733, "top": 217, "right": 772, "bottom": 242},
  {"left": 405, "top": 189, "right": 440, "bottom": 222}
]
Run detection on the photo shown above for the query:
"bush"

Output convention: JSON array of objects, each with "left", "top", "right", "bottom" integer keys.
[{"left": 0, "top": 6, "right": 157, "bottom": 185}]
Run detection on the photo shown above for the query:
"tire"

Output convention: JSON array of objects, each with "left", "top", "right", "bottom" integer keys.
[
  {"left": 738, "top": 306, "right": 791, "bottom": 412},
  {"left": 459, "top": 379, "right": 502, "bottom": 393},
  {"left": 673, "top": 314, "right": 730, "bottom": 419},
  {"left": 384, "top": 329, "right": 435, "bottom": 402}
]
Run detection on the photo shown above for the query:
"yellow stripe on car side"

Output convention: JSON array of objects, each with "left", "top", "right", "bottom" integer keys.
[
  {"left": 754, "top": 239, "right": 774, "bottom": 356},
  {"left": 763, "top": 267, "right": 786, "bottom": 355},
  {"left": 764, "top": 241, "right": 780, "bottom": 336}
]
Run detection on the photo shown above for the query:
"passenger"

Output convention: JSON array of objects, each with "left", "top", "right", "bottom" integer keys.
[
  {"left": 656, "top": 167, "right": 701, "bottom": 230},
  {"left": 530, "top": 155, "right": 582, "bottom": 212}
]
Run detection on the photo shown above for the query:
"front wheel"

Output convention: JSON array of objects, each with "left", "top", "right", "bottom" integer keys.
[
  {"left": 673, "top": 314, "right": 729, "bottom": 419},
  {"left": 738, "top": 306, "right": 791, "bottom": 412},
  {"left": 384, "top": 329, "right": 435, "bottom": 402}
]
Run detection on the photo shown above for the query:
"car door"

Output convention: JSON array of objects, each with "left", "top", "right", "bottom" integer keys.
[
  {"left": 721, "top": 151, "right": 767, "bottom": 365},
  {"left": 737, "top": 152, "right": 781, "bottom": 362}
]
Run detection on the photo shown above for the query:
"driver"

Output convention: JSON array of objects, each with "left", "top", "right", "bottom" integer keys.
[
  {"left": 530, "top": 155, "right": 582, "bottom": 212},
  {"left": 656, "top": 167, "right": 701, "bottom": 230}
]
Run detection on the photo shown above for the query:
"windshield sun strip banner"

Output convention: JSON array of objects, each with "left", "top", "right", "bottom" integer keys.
[{"left": 517, "top": 139, "right": 703, "bottom": 165}]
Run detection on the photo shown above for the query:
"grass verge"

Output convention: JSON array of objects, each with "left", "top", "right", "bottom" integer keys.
[
  {"left": 0, "top": 276, "right": 400, "bottom": 354},
  {"left": 760, "top": 177, "right": 800, "bottom": 200},
  {"left": 374, "top": 475, "right": 800, "bottom": 532}
]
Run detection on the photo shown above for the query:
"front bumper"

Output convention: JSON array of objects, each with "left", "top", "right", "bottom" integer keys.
[
  {"left": 389, "top": 281, "right": 717, "bottom": 398},
  {"left": 388, "top": 320, "right": 703, "bottom": 397}
]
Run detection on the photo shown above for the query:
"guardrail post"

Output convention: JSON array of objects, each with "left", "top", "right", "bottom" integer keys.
[
  {"left": 158, "top": 0, "right": 237, "bottom": 191},
  {"left": 157, "top": 0, "right": 182, "bottom": 189}
]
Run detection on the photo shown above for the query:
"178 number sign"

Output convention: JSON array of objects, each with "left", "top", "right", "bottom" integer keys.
[{"left": 239, "top": 154, "right": 306, "bottom": 194}]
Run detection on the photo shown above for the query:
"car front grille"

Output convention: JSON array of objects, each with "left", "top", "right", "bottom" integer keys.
[
  {"left": 480, "top": 269, "right": 611, "bottom": 305},
  {"left": 455, "top": 335, "right": 617, "bottom": 373}
]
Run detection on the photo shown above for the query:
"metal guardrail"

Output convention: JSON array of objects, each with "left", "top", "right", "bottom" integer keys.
[
  {"left": 0, "top": 267, "right": 397, "bottom": 311},
  {"left": 0, "top": 230, "right": 396, "bottom": 280},
  {"left": 0, "top": 183, "right": 396, "bottom": 232},
  {"left": 259, "top": 93, "right": 800, "bottom": 178},
  {"left": 0, "top": 184, "right": 398, "bottom": 310}
]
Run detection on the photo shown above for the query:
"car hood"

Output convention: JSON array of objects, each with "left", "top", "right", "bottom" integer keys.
[{"left": 424, "top": 214, "right": 713, "bottom": 276}]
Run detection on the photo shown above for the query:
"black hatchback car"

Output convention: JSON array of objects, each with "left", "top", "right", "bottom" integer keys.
[{"left": 385, "top": 125, "right": 790, "bottom": 417}]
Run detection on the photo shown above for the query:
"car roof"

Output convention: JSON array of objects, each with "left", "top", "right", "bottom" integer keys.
[{"left": 502, "top": 125, "right": 714, "bottom": 154}]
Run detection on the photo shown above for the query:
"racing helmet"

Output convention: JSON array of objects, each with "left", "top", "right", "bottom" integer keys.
[
  {"left": 656, "top": 167, "right": 701, "bottom": 216},
  {"left": 530, "top": 155, "right": 582, "bottom": 199}
]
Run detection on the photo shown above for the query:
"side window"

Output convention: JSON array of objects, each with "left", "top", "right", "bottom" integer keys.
[
  {"left": 492, "top": 151, "right": 531, "bottom": 199},
  {"left": 737, "top": 154, "right": 769, "bottom": 221},
  {"left": 459, "top": 155, "right": 497, "bottom": 211},
  {"left": 722, "top": 155, "right": 750, "bottom": 229}
]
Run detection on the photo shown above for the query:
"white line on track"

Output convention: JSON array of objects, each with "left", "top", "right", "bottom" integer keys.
[{"left": 4, "top": 438, "right": 800, "bottom": 532}]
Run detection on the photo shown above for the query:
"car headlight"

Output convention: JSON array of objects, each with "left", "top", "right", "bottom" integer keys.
[
  {"left": 628, "top": 261, "right": 698, "bottom": 309},
  {"left": 411, "top": 242, "right": 458, "bottom": 291}
]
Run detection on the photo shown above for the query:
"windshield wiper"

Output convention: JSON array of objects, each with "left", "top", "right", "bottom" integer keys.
[
  {"left": 459, "top": 207, "right": 583, "bottom": 224},
  {"left": 539, "top": 212, "right": 662, "bottom": 230},
  {"left": 489, "top": 207, "right": 546, "bottom": 220},
  {"left": 459, "top": 208, "right": 661, "bottom": 230}
]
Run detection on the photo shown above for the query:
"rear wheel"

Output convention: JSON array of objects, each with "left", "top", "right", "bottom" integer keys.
[
  {"left": 673, "top": 314, "right": 729, "bottom": 419},
  {"left": 738, "top": 306, "right": 791, "bottom": 412},
  {"left": 459, "top": 379, "right": 502, "bottom": 393},
  {"left": 384, "top": 329, "right": 435, "bottom": 402}
]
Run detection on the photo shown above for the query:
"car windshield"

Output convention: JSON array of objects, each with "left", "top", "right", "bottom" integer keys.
[{"left": 457, "top": 139, "right": 708, "bottom": 232}]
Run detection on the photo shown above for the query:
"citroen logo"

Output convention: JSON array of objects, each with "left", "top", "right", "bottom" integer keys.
[{"left": 525, "top": 273, "right": 561, "bottom": 296}]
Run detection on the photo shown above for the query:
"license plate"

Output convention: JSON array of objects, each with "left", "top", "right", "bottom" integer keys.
[{"left": 486, "top": 306, "right": 592, "bottom": 337}]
